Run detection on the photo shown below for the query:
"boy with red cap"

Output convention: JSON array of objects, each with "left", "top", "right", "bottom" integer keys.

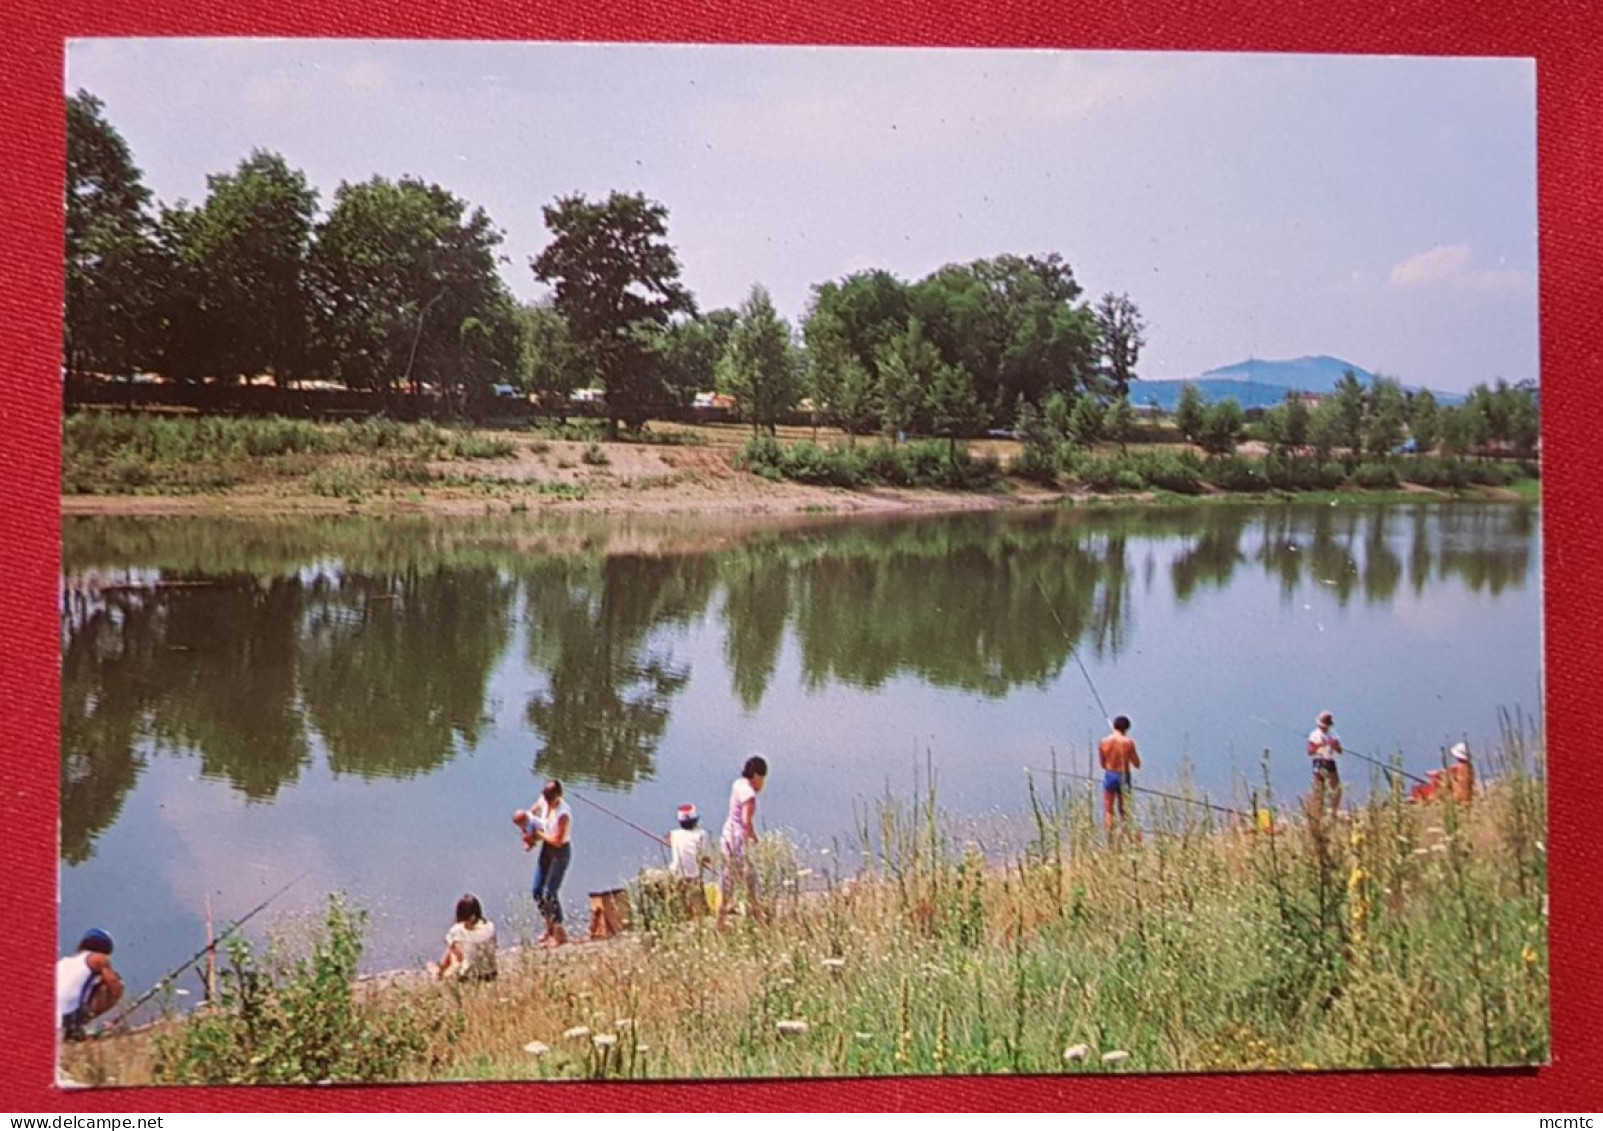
[{"left": 668, "top": 803, "right": 711, "bottom": 917}]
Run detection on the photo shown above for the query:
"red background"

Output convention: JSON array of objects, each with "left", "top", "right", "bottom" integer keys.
[{"left": 3, "top": 0, "right": 1598, "bottom": 1112}]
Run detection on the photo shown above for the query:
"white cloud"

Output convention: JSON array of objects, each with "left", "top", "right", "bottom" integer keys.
[{"left": 1388, "top": 244, "right": 1531, "bottom": 292}]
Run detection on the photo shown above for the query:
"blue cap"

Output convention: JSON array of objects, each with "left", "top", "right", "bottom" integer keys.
[{"left": 79, "top": 928, "right": 114, "bottom": 954}]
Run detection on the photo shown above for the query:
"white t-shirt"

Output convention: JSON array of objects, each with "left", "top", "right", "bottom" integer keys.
[
  {"left": 1308, "top": 728, "right": 1342, "bottom": 760},
  {"left": 669, "top": 827, "right": 708, "bottom": 879},
  {"left": 56, "top": 952, "right": 96, "bottom": 1021},
  {"left": 723, "top": 777, "right": 757, "bottom": 843},
  {"left": 529, "top": 797, "right": 573, "bottom": 845},
  {"left": 444, "top": 919, "right": 498, "bottom": 981}
]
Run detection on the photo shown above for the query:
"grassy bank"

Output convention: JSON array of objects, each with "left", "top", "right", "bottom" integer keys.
[
  {"left": 62, "top": 412, "right": 1536, "bottom": 515},
  {"left": 64, "top": 732, "right": 1547, "bottom": 1086},
  {"left": 741, "top": 435, "right": 1537, "bottom": 502}
]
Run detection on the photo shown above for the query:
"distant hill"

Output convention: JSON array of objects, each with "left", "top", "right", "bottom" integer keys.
[{"left": 1133, "top": 356, "right": 1461, "bottom": 412}]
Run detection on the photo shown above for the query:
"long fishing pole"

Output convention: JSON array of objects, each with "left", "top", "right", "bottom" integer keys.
[
  {"left": 556, "top": 786, "right": 722, "bottom": 881},
  {"left": 565, "top": 787, "right": 669, "bottom": 848},
  {"left": 97, "top": 869, "right": 311, "bottom": 1035},
  {"left": 1033, "top": 577, "right": 1112, "bottom": 724},
  {"left": 1250, "top": 715, "right": 1430, "bottom": 786},
  {"left": 1021, "top": 763, "right": 1249, "bottom": 819}
]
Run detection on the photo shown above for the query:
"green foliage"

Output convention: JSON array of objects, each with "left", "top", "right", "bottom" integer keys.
[
  {"left": 1102, "top": 396, "right": 1137, "bottom": 451},
  {"left": 581, "top": 442, "right": 610, "bottom": 466},
  {"left": 532, "top": 191, "right": 695, "bottom": 434},
  {"left": 738, "top": 437, "right": 999, "bottom": 491},
  {"left": 1350, "top": 461, "right": 1401, "bottom": 490},
  {"left": 720, "top": 284, "right": 803, "bottom": 434},
  {"left": 1174, "top": 383, "right": 1206, "bottom": 443},
  {"left": 1068, "top": 393, "right": 1105, "bottom": 446},
  {"left": 1364, "top": 376, "right": 1408, "bottom": 457},
  {"left": 65, "top": 91, "right": 158, "bottom": 379},
  {"left": 1409, "top": 390, "right": 1441, "bottom": 455},
  {"left": 446, "top": 431, "right": 515, "bottom": 459},
  {"left": 1133, "top": 450, "right": 1205, "bottom": 494},
  {"left": 1071, "top": 454, "right": 1145, "bottom": 493},
  {"left": 1202, "top": 455, "right": 1269, "bottom": 492},
  {"left": 1093, "top": 292, "right": 1146, "bottom": 398},
  {"left": 1331, "top": 370, "right": 1367, "bottom": 453},
  {"left": 152, "top": 896, "right": 459, "bottom": 1084},
  {"left": 1197, "top": 399, "right": 1245, "bottom": 457}
]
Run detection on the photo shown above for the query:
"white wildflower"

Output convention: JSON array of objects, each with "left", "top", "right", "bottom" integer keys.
[
  {"left": 523, "top": 1041, "right": 550, "bottom": 1057},
  {"left": 1101, "top": 1050, "right": 1131, "bottom": 1065},
  {"left": 777, "top": 1019, "right": 809, "bottom": 1036},
  {"left": 593, "top": 1033, "right": 618, "bottom": 1049},
  {"left": 1430, "top": 1062, "right": 1454, "bottom": 1070},
  {"left": 563, "top": 1025, "right": 591, "bottom": 1041},
  {"left": 615, "top": 1018, "right": 634, "bottom": 1030},
  {"left": 822, "top": 957, "right": 846, "bottom": 970},
  {"left": 855, "top": 1032, "right": 875, "bottom": 1042},
  {"left": 1063, "top": 1043, "right": 1091, "bottom": 1062}
]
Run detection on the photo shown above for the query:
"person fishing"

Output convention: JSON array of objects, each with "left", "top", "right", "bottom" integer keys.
[
  {"left": 1098, "top": 715, "right": 1142, "bottom": 835},
  {"left": 1308, "top": 710, "right": 1344, "bottom": 814},
  {"left": 57, "top": 928, "right": 122, "bottom": 1042},
  {"left": 718, "top": 755, "right": 768, "bottom": 926},
  {"left": 514, "top": 778, "right": 572, "bottom": 948},
  {"left": 668, "top": 803, "right": 712, "bottom": 918},
  {"left": 1447, "top": 741, "right": 1475, "bottom": 805}
]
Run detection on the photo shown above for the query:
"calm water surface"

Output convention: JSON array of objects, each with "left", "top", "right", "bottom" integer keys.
[{"left": 59, "top": 503, "right": 1541, "bottom": 1007}]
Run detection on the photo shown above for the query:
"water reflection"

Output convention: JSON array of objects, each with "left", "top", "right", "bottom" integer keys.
[{"left": 60, "top": 504, "right": 1538, "bottom": 863}]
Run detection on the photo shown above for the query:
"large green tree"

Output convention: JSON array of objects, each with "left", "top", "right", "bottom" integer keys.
[
  {"left": 718, "top": 285, "right": 801, "bottom": 435},
  {"left": 148, "top": 151, "right": 319, "bottom": 384},
  {"left": 531, "top": 192, "right": 695, "bottom": 435},
  {"left": 310, "top": 175, "right": 515, "bottom": 398},
  {"left": 64, "top": 91, "right": 157, "bottom": 378},
  {"left": 1093, "top": 291, "right": 1147, "bottom": 398}
]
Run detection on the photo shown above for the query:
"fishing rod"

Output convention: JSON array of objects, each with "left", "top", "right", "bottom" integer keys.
[
  {"left": 1033, "top": 577, "right": 1112, "bottom": 724},
  {"left": 97, "top": 869, "right": 311, "bottom": 1035},
  {"left": 1250, "top": 714, "right": 1429, "bottom": 786},
  {"left": 565, "top": 787, "right": 670, "bottom": 848},
  {"left": 1021, "top": 763, "right": 1250, "bottom": 819}
]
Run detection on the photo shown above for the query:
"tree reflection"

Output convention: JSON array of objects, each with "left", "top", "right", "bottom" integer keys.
[
  {"left": 522, "top": 554, "right": 712, "bottom": 787},
  {"left": 300, "top": 567, "right": 516, "bottom": 780}
]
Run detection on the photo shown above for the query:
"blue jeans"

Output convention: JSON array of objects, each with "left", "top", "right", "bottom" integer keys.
[{"left": 532, "top": 842, "right": 571, "bottom": 925}]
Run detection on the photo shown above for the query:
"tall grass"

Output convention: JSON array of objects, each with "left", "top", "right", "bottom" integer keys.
[
  {"left": 62, "top": 412, "right": 517, "bottom": 495},
  {"left": 65, "top": 731, "right": 1547, "bottom": 1084}
]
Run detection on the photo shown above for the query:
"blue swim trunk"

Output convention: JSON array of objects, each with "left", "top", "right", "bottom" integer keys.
[{"left": 1103, "top": 770, "right": 1130, "bottom": 793}]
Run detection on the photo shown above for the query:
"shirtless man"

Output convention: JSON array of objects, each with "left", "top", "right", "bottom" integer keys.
[{"left": 1098, "top": 715, "right": 1142, "bottom": 836}]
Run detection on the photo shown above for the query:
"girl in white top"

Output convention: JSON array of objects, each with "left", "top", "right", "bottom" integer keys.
[
  {"left": 718, "top": 755, "right": 768, "bottom": 925},
  {"left": 431, "top": 893, "right": 498, "bottom": 982}
]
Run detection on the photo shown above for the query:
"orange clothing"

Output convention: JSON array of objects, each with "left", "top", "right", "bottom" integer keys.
[
  {"left": 1099, "top": 732, "right": 1141, "bottom": 775},
  {"left": 1448, "top": 762, "right": 1475, "bottom": 804}
]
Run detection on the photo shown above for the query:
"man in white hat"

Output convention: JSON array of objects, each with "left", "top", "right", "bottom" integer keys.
[
  {"left": 1307, "top": 710, "right": 1344, "bottom": 814},
  {"left": 668, "top": 803, "right": 711, "bottom": 917},
  {"left": 1448, "top": 742, "right": 1475, "bottom": 805}
]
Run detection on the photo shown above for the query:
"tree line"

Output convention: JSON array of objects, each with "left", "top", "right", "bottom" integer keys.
[{"left": 66, "top": 91, "right": 1146, "bottom": 439}]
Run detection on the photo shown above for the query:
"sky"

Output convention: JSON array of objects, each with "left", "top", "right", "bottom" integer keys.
[{"left": 65, "top": 40, "right": 1537, "bottom": 393}]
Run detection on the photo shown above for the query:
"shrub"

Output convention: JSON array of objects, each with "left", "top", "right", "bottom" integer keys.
[
  {"left": 447, "top": 432, "right": 516, "bottom": 460},
  {"left": 1260, "top": 453, "right": 1348, "bottom": 492},
  {"left": 1350, "top": 461, "right": 1401, "bottom": 490},
  {"left": 152, "top": 896, "right": 459, "bottom": 1084},
  {"left": 1134, "top": 451, "right": 1205, "bottom": 495},
  {"left": 1008, "top": 445, "right": 1060, "bottom": 486},
  {"left": 1204, "top": 456, "right": 1269, "bottom": 493},
  {"left": 581, "top": 443, "right": 610, "bottom": 467},
  {"left": 380, "top": 457, "right": 434, "bottom": 485},
  {"left": 1073, "top": 455, "right": 1143, "bottom": 493}
]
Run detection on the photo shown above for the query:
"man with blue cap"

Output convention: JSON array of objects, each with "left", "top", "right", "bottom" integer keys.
[{"left": 57, "top": 928, "right": 123, "bottom": 1041}]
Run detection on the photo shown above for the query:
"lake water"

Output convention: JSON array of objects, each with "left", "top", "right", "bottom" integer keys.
[{"left": 59, "top": 502, "right": 1541, "bottom": 1010}]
